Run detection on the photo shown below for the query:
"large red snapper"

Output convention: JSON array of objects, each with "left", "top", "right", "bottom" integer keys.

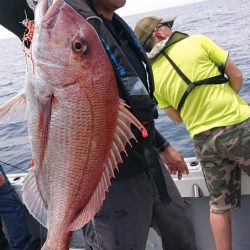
[{"left": 0, "top": 0, "right": 147, "bottom": 249}]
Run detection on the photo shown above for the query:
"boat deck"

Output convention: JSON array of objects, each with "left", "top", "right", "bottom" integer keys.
[
  {"left": 69, "top": 228, "right": 162, "bottom": 250},
  {"left": 4, "top": 158, "right": 250, "bottom": 250}
]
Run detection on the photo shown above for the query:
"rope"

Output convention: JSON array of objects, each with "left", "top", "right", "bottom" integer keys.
[
  {"left": 91, "top": 218, "right": 101, "bottom": 249},
  {"left": 0, "top": 160, "right": 28, "bottom": 173}
]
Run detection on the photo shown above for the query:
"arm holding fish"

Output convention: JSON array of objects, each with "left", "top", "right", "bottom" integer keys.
[{"left": 154, "top": 129, "right": 189, "bottom": 180}]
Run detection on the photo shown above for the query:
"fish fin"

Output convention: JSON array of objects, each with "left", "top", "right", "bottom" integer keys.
[
  {"left": 0, "top": 91, "right": 27, "bottom": 123},
  {"left": 37, "top": 97, "right": 52, "bottom": 167},
  {"left": 69, "top": 99, "right": 147, "bottom": 230},
  {"left": 22, "top": 168, "right": 48, "bottom": 228}
]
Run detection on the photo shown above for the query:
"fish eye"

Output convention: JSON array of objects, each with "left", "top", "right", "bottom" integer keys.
[{"left": 72, "top": 37, "right": 87, "bottom": 54}]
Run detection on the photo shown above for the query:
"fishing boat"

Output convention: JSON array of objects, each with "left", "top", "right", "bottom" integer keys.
[{"left": 3, "top": 157, "right": 250, "bottom": 250}]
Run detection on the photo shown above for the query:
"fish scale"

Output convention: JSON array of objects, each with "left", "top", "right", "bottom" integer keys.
[{"left": 0, "top": 0, "right": 147, "bottom": 249}]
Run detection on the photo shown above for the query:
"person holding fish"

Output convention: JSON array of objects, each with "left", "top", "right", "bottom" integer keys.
[{"left": 0, "top": 0, "right": 197, "bottom": 249}]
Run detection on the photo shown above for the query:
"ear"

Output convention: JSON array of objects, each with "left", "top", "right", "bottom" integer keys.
[
  {"left": 155, "top": 28, "right": 170, "bottom": 40},
  {"left": 155, "top": 28, "right": 166, "bottom": 39}
]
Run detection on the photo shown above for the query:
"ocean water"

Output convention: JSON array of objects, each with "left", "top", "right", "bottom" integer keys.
[{"left": 0, "top": 0, "right": 249, "bottom": 174}]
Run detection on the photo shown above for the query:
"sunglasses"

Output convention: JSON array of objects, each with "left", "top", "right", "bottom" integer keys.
[
  {"left": 157, "top": 23, "right": 171, "bottom": 29},
  {"left": 143, "top": 23, "right": 171, "bottom": 47}
]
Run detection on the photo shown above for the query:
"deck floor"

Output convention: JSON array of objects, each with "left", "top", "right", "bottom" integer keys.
[
  {"left": 2, "top": 228, "right": 162, "bottom": 250},
  {"left": 69, "top": 228, "right": 162, "bottom": 250}
]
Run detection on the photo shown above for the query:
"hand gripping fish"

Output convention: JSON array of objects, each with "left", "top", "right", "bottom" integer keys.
[{"left": 0, "top": 0, "right": 148, "bottom": 249}]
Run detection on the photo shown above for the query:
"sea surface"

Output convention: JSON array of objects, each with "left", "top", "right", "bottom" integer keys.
[{"left": 0, "top": 0, "right": 249, "bottom": 174}]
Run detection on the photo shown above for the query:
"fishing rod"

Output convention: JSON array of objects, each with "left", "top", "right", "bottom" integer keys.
[{"left": 0, "top": 160, "right": 28, "bottom": 173}]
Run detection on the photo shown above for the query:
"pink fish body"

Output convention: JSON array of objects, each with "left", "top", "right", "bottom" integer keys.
[{"left": 12, "top": 0, "right": 147, "bottom": 249}]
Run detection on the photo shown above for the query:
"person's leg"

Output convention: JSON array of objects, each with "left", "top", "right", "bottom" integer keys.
[
  {"left": 220, "top": 117, "right": 250, "bottom": 176},
  {"left": 0, "top": 173, "right": 9, "bottom": 249},
  {"left": 202, "top": 159, "right": 240, "bottom": 250},
  {"left": 82, "top": 172, "right": 154, "bottom": 250},
  {"left": 209, "top": 119, "right": 250, "bottom": 250},
  {"left": 0, "top": 166, "right": 31, "bottom": 250},
  {"left": 151, "top": 164, "right": 197, "bottom": 250},
  {"left": 193, "top": 125, "right": 245, "bottom": 250},
  {"left": 0, "top": 219, "right": 9, "bottom": 249},
  {"left": 210, "top": 211, "right": 232, "bottom": 250},
  {"left": 2, "top": 193, "right": 31, "bottom": 250},
  {"left": 209, "top": 118, "right": 250, "bottom": 250}
]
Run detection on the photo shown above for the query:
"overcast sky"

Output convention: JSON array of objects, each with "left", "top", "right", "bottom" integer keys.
[
  {"left": 117, "top": 0, "right": 202, "bottom": 16},
  {"left": 0, "top": 0, "right": 202, "bottom": 39}
]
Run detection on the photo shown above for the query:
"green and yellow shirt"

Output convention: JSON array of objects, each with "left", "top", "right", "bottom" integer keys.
[{"left": 150, "top": 34, "right": 250, "bottom": 138}]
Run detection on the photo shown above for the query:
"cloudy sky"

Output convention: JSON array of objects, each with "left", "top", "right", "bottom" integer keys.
[
  {"left": 117, "top": 0, "right": 202, "bottom": 16},
  {"left": 0, "top": 0, "right": 202, "bottom": 39}
]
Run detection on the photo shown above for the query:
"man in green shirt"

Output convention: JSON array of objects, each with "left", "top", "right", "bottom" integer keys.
[{"left": 134, "top": 16, "right": 250, "bottom": 250}]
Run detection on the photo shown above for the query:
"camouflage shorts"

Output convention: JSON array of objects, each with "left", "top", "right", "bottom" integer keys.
[{"left": 193, "top": 118, "right": 250, "bottom": 213}]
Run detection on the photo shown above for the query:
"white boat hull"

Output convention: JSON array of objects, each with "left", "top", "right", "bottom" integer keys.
[{"left": 3, "top": 158, "right": 250, "bottom": 250}]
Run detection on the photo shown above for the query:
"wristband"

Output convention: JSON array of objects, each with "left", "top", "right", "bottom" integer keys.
[{"left": 158, "top": 141, "right": 170, "bottom": 153}]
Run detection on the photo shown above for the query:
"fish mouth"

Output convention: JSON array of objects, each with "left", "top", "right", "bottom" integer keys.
[{"left": 37, "top": 0, "right": 65, "bottom": 29}]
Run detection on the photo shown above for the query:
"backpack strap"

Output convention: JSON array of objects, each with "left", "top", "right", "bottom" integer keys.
[{"left": 161, "top": 51, "right": 228, "bottom": 112}]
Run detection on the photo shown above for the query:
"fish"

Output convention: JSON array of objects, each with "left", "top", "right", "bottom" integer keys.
[{"left": 0, "top": 0, "right": 147, "bottom": 249}]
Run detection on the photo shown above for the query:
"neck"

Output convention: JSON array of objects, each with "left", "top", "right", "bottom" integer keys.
[
  {"left": 95, "top": 7, "right": 114, "bottom": 20},
  {"left": 92, "top": 0, "right": 114, "bottom": 20},
  {"left": 152, "top": 37, "right": 165, "bottom": 48}
]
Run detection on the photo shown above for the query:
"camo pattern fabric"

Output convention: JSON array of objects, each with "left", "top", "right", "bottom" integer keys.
[{"left": 193, "top": 118, "right": 250, "bottom": 214}]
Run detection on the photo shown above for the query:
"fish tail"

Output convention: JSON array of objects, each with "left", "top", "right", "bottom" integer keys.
[
  {"left": 41, "top": 243, "right": 69, "bottom": 250},
  {"left": 41, "top": 235, "right": 70, "bottom": 250}
]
